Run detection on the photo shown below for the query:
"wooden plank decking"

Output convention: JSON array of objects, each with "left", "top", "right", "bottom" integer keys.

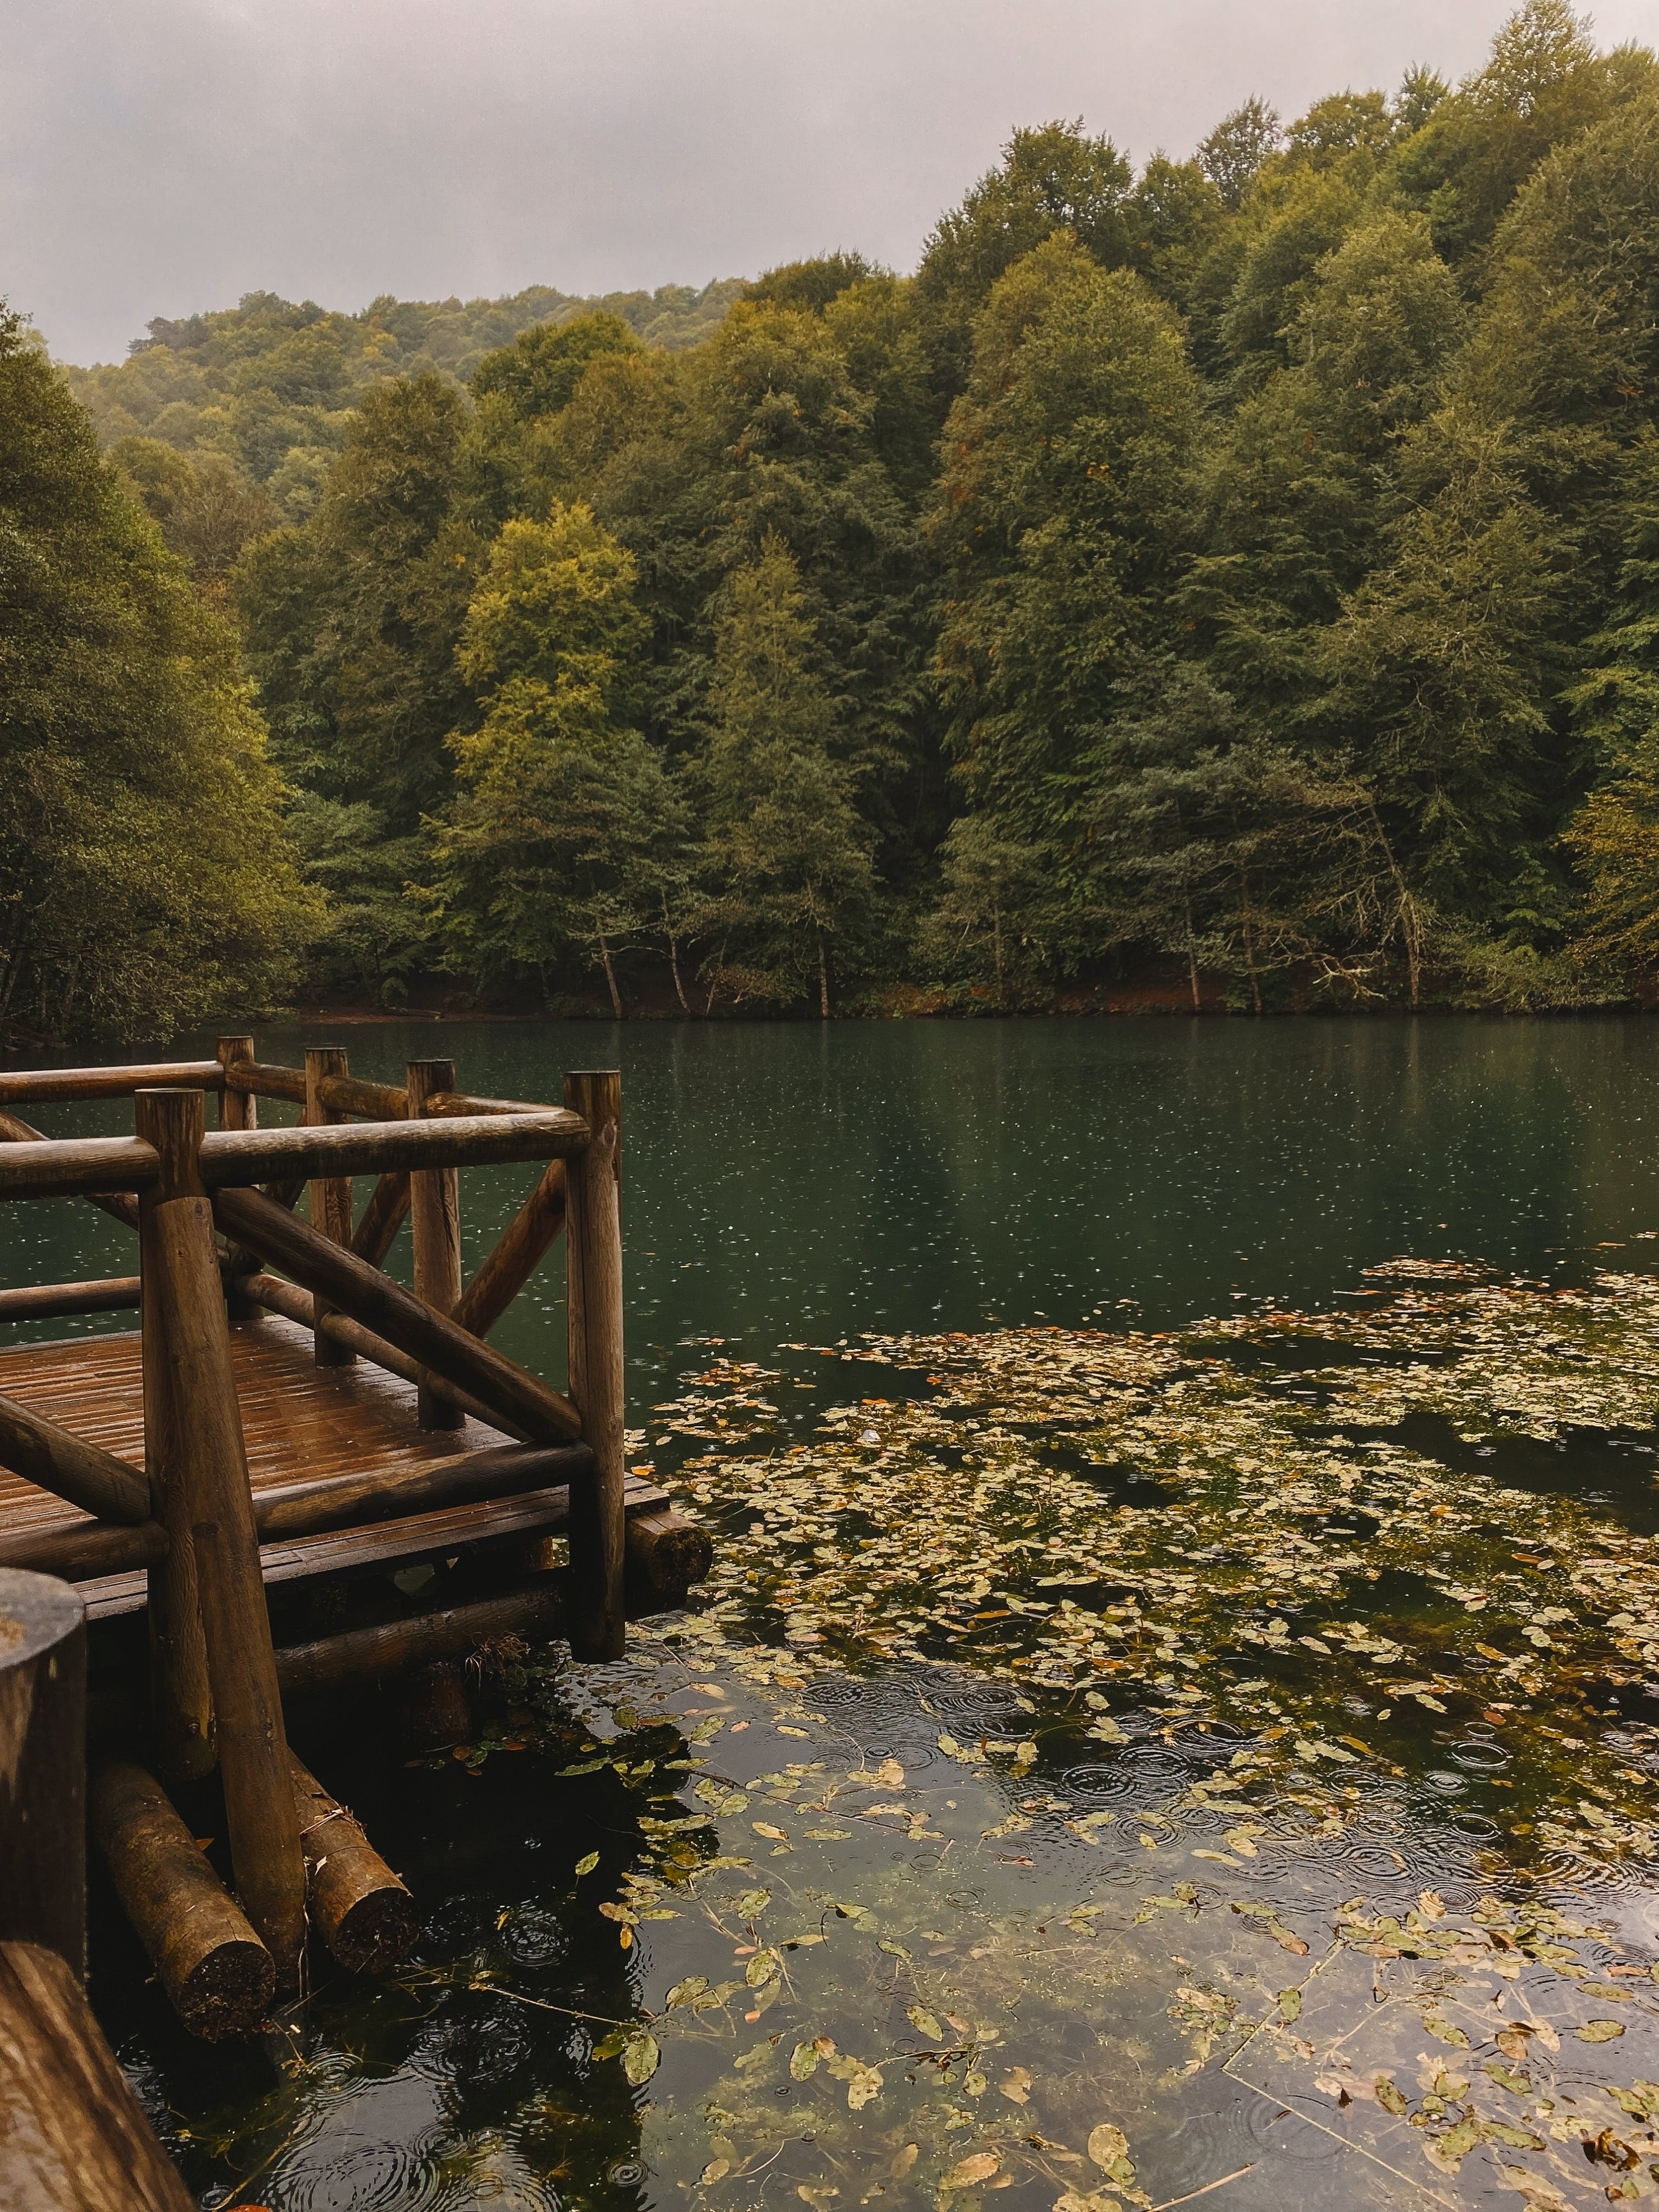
[{"left": 0, "top": 1316, "right": 662, "bottom": 1620}]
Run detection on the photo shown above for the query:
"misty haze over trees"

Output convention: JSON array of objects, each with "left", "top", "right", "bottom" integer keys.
[{"left": 8, "top": 1, "right": 1659, "bottom": 1039}]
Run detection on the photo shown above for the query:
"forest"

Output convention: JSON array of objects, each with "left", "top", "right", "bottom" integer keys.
[{"left": 7, "top": 0, "right": 1659, "bottom": 1038}]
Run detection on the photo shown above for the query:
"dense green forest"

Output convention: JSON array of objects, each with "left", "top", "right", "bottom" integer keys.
[{"left": 10, "top": 0, "right": 1659, "bottom": 1037}]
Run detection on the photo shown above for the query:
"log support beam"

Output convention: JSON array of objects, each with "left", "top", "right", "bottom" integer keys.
[
  {"left": 564, "top": 1070, "right": 626, "bottom": 1661},
  {"left": 407, "top": 1058, "right": 463, "bottom": 1431}
]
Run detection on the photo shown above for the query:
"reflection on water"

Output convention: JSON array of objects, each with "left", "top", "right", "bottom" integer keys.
[{"left": 6, "top": 1017, "right": 1659, "bottom": 2208}]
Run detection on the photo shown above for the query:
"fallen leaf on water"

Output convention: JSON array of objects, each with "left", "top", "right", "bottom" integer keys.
[{"left": 942, "top": 2153, "right": 1000, "bottom": 2189}]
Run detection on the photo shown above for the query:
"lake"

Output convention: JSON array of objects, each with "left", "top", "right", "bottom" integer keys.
[{"left": 5, "top": 1015, "right": 1659, "bottom": 2212}]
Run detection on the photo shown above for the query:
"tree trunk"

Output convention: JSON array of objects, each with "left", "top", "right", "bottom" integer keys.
[
  {"left": 1239, "top": 869, "right": 1262, "bottom": 1015},
  {"left": 662, "top": 892, "right": 690, "bottom": 1014},
  {"left": 818, "top": 936, "right": 830, "bottom": 1019},
  {"left": 993, "top": 898, "right": 1004, "bottom": 994},
  {"left": 1185, "top": 897, "right": 1201, "bottom": 1013},
  {"left": 596, "top": 931, "right": 623, "bottom": 1020}
]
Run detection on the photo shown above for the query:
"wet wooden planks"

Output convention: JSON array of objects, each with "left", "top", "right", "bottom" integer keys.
[{"left": 0, "top": 1314, "right": 649, "bottom": 1617}]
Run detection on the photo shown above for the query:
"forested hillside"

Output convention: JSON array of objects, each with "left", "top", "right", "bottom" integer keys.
[{"left": 17, "top": 0, "right": 1659, "bottom": 1032}]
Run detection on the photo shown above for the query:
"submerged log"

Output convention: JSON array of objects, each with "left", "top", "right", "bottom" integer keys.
[
  {"left": 87, "top": 1761, "right": 274, "bottom": 2039},
  {"left": 215, "top": 1186, "right": 582, "bottom": 1441},
  {"left": 0, "top": 1276, "right": 143, "bottom": 1323},
  {"left": 290, "top": 1754, "right": 419, "bottom": 1974},
  {"left": 0, "top": 1572, "right": 87, "bottom": 1973},
  {"left": 0, "top": 1939, "right": 195, "bottom": 2210},
  {"left": 274, "top": 1582, "right": 569, "bottom": 1698},
  {"left": 0, "top": 1391, "right": 151, "bottom": 1524}
]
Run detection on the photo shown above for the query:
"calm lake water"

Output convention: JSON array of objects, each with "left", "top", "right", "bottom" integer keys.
[
  {"left": 9, "top": 1014, "right": 1659, "bottom": 1368},
  {"left": 6, "top": 1015, "right": 1659, "bottom": 2212}
]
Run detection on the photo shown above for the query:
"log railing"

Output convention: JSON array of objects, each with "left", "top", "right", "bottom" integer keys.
[{"left": 0, "top": 1039, "right": 666, "bottom": 2034}]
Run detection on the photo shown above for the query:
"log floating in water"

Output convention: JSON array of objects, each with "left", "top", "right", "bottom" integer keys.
[
  {"left": 0, "top": 1276, "right": 143, "bottom": 1323},
  {"left": 290, "top": 1754, "right": 419, "bottom": 1974},
  {"left": 0, "top": 1571, "right": 87, "bottom": 1973},
  {"left": 0, "top": 1939, "right": 195, "bottom": 2210},
  {"left": 215, "top": 1186, "right": 582, "bottom": 1441},
  {"left": 0, "top": 1390, "right": 151, "bottom": 1523},
  {"left": 87, "top": 1761, "right": 275, "bottom": 2039}
]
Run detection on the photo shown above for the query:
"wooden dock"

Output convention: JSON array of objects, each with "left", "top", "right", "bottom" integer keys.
[{"left": 0, "top": 1036, "right": 711, "bottom": 2105}]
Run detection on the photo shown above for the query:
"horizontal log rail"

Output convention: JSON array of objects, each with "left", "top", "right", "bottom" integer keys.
[
  {"left": 0, "top": 1277, "right": 143, "bottom": 1322},
  {"left": 0, "top": 1109, "right": 590, "bottom": 1203},
  {"left": 222, "top": 1061, "right": 545, "bottom": 1123},
  {"left": 0, "top": 1060, "right": 225, "bottom": 1106}
]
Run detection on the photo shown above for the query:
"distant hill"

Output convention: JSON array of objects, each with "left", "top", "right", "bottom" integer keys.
[{"left": 62, "top": 281, "right": 745, "bottom": 518}]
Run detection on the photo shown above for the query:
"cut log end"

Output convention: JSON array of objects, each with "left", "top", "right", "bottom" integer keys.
[
  {"left": 172, "top": 1939, "right": 278, "bottom": 2043},
  {"left": 327, "top": 1885, "right": 421, "bottom": 1978},
  {"left": 625, "top": 1508, "right": 713, "bottom": 1600}
]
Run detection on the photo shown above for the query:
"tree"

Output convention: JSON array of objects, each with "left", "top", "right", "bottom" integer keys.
[
  {"left": 1197, "top": 97, "right": 1281, "bottom": 208},
  {"left": 695, "top": 538, "right": 875, "bottom": 1013},
  {"left": 112, "top": 437, "right": 276, "bottom": 586},
  {"left": 917, "top": 815, "right": 1048, "bottom": 999},
  {"left": 932, "top": 236, "right": 1202, "bottom": 838},
  {"left": 429, "top": 504, "right": 692, "bottom": 1013},
  {"left": 0, "top": 309, "right": 317, "bottom": 1042}
]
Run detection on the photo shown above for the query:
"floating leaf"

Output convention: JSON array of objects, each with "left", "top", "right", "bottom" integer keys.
[
  {"left": 1276, "top": 1987, "right": 1301, "bottom": 2022},
  {"left": 1087, "top": 2124, "right": 1129, "bottom": 2171},
  {"left": 666, "top": 1976, "right": 709, "bottom": 2008},
  {"left": 942, "top": 2152, "right": 1000, "bottom": 2189},
  {"left": 906, "top": 2004, "right": 945, "bottom": 2042},
  {"left": 573, "top": 1851, "right": 599, "bottom": 1877},
  {"left": 622, "top": 2031, "right": 660, "bottom": 2085},
  {"left": 790, "top": 2041, "right": 820, "bottom": 2080},
  {"left": 1579, "top": 2019, "right": 1626, "bottom": 2042},
  {"left": 700, "top": 2161, "right": 729, "bottom": 2185}
]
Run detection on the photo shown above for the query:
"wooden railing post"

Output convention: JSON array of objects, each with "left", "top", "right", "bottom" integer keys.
[
  {"left": 133, "top": 1088, "right": 215, "bottom": 1782},
  {"left": 215, "top": 1037, "right": 256, "bottom": 1132},
  {"left": 563, "top": 1070, "right": 625, "bottom": 1661},
  {"left": 0, "top": 1571, "right": 87, "bottom": 1976},
  {"left": 406, "top": 1059, "right": 463, "bottom": 1431},
  {"left": 305, "top": 1046, "right": 354, "bottom": 1366},
  {"left": 149, "top": 1183, "right": 306, "bottom": 1985}
]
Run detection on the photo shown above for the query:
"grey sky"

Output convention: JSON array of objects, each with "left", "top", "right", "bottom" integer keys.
[{"left": 7, "top": 0, "right": 1655, "bottom": 367}]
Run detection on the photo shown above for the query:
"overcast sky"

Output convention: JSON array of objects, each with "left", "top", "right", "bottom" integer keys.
[{"left": 7, "top": 0, "right": 1655, "bottom": 367}]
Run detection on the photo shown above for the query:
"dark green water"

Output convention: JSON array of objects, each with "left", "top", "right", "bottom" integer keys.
[
  {"left": 7, "top": 1016, "right": 1659, "bottom": 2212},
  {"left": 8, "top": 1015, "right": 1659, "bottom": 1374}
]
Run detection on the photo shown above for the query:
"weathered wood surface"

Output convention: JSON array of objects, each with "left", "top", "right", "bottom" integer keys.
[
  {"left": 88, "top": 1761, "right": 274, "bottom": 2039},
  {"left": 149, "top": 1194, "right": 305, "bottom": 1984},
  {"left": 352, "top": 1170, "right": 411, "bottom": 1266},
  {"left": 0, "top": 1938, "right": 195, "bottom": 2208},
  {"left": 0, "top": 1572, "right": 86, "bottom": 1973},
  {"left": 0, "top": 1111, "right": 591, "bottom": 1204},
  {"left": 564, "top": 1071, "right": 627, "bottom": 1662},
  {"left": 0, "top": 1060, "right": 224, "bottom": 1105},
  {"left": 290, "top": 1754, "right": 418, "bottom": 1973},
  {"left": 306, "top": 1046, "right": 355, "bottom": 1370},
  {"left": 0, "top": 1278, "right": 143, "bottom": 1323},
  {"left": 0, "top": 1111, "right": 142, "bottom": 1234},
  {"left": 235, "top": 1271, "right": 521, "bottom": 1434},
  {"left": 626, "top": 1506, "right": 714, "bottom": 1600},
  {"left": 274, "top": 1582, "right": 571, "bottom": 1697},
  {"left": 214, "top": 1185, "right": 583, "bottom": 1441},
  {"left": 134, "top": 1090, "right": 214, "bottom": 1784},
  {"left": 454, "top": 1160, "right": 567, "bottom": 1339},
  {"left": 0, "top": 1390, "right": 150, "bottom": 1524},
  {"left": 407, "top": 1058, "right": 463, "bottom": 1431}
]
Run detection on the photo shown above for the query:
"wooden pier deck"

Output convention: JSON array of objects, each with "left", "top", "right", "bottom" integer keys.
[{"left": 0, "top": 1318, "right": 667, "bottom": 1619}]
